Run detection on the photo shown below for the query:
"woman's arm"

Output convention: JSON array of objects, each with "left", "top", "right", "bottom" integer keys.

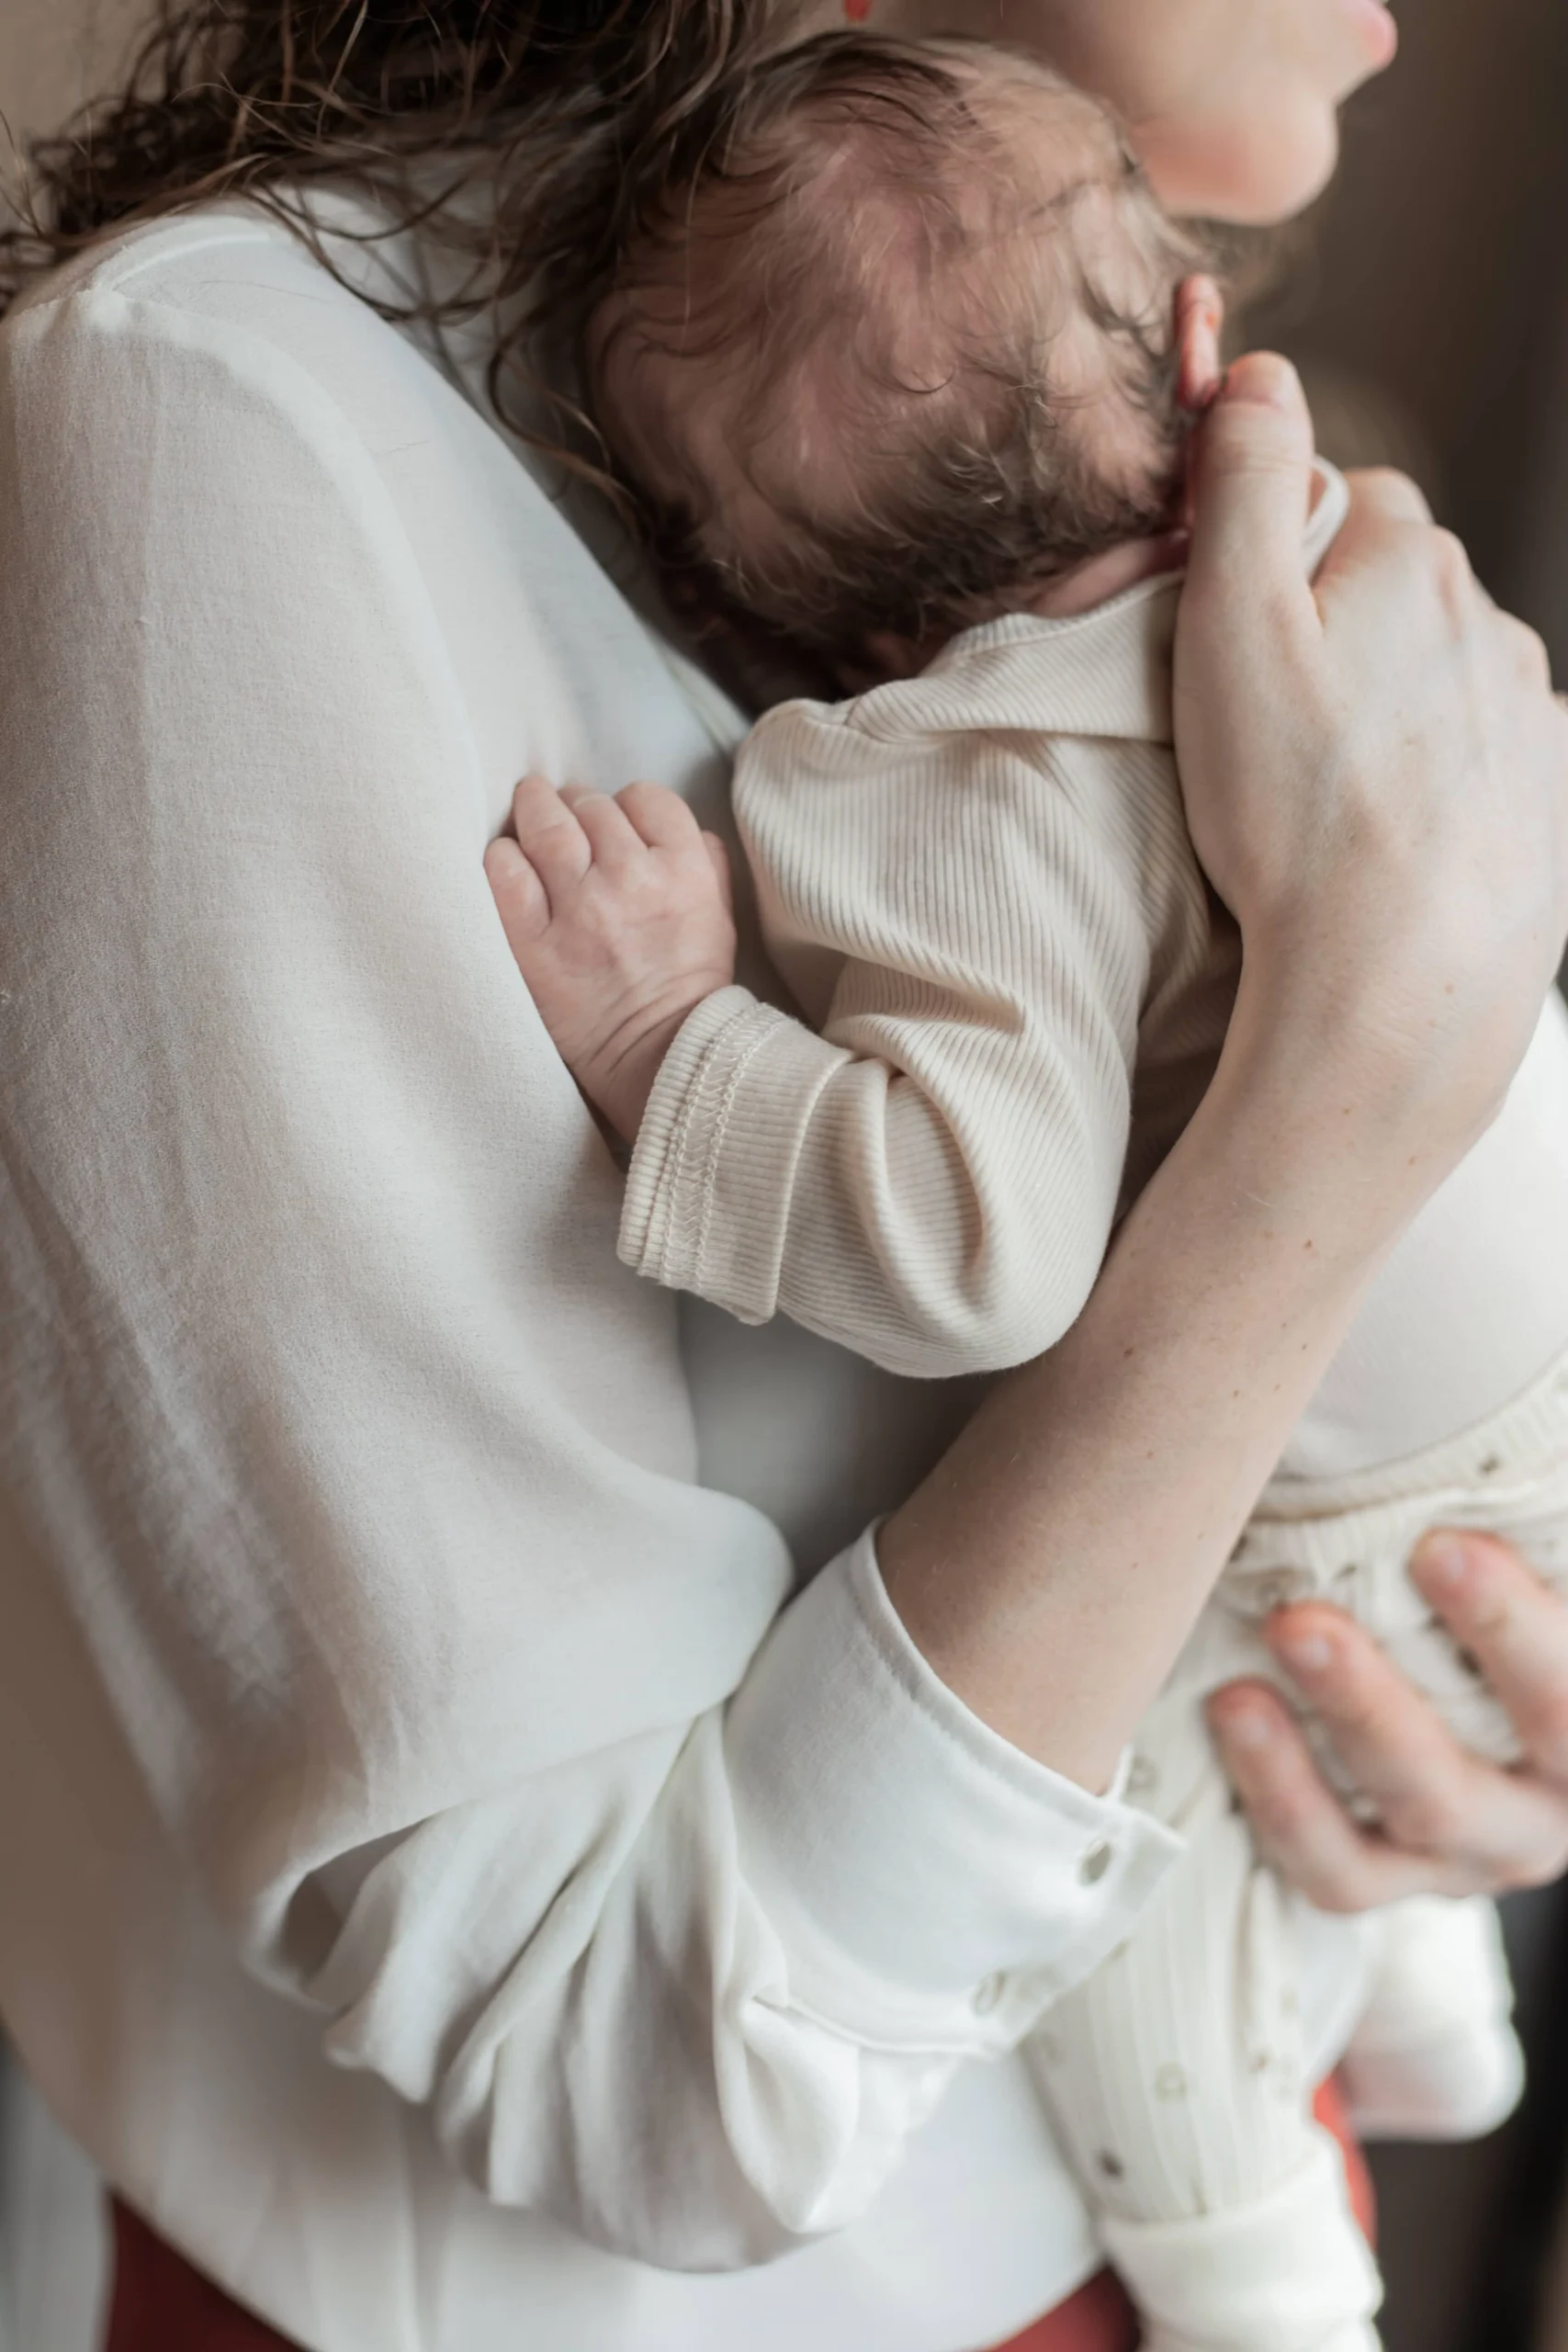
[{"left": 881, "top": 355, "right": 1568, "bottom": 1792}]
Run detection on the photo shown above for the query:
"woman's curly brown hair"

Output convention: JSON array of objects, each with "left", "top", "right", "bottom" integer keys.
[{"left": 0, "top": 1, "right": 784, "bottom": 435}]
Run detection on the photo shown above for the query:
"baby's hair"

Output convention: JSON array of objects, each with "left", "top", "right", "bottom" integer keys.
[{"left": 590, "top": 32, "right": 1218, "bottom": 661}]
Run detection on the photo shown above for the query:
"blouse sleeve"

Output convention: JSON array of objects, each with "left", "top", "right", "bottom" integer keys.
[
  {"left": 0, "top": 281, "right": 1178, "bottom": 2271},
  {"left": 621, "top": 702, "right": 1154, "bottom": 1377}
]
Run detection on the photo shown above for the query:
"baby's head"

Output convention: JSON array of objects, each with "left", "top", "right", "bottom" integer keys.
[{"left": 588, "top": 35, "right": 1219, "bottom": 674}]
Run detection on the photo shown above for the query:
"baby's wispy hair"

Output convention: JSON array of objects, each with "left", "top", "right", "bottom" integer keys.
[{"left": 589, "top": 31, "right": 1220, "bottom": 662}]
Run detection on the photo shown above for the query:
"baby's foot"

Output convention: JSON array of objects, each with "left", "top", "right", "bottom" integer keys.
[{"left": 485, "top": 774, "right": 736, "bottom": 1140}]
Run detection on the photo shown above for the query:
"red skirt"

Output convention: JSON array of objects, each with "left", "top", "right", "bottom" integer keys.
[{"left": 107, "top": 2081, "right": 1372, "bottom": 2352}]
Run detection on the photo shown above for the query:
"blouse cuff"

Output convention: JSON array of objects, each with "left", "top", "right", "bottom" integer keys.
[
  {"left": 619, "top": 985, "right": 843, "bottom": 1320},
  {"left": 724, "top": 1525, "right": 1181, "bottom": 2055}
]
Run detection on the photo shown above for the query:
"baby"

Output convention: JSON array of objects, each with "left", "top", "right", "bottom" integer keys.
[{"left": 487, "top": 33, "right": 1568, "bottom": 2352}]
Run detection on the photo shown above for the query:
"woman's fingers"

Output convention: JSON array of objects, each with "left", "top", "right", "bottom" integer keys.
[
  {"left": 1206, "top": 1683, "right": 1446, "bottom": 1909},
  {"left": 1183, "top": 352, "right": 1318, "bottom": 643},
  {"left": 1411, "top": 1531, "right": 1568, "bottom": 1783},
  {"left": 1495, "top": 607, "right": 1553, "bottom": 694},
  {"left": 1337, "top": 466, "right": 1434, "bottom": 529},
  {"left": 1258, "top": 1600, "right": 1568, "bottom": 1892},
  {"left": 510, "top": 775, "right": 592, "bottom": 909},
  {"left": 1216, "top": 1544, "right": 1568, "bottom": 1912},
  {"left": 1261, "top": 1603, "right": 1473, "bottom": 1846}
]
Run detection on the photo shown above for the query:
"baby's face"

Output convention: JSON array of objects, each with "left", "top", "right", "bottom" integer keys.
[{"left": 852, "top": 0, "right": 1397, "bottom": 222}]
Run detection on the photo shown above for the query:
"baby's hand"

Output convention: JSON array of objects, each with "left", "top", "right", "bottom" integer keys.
[{"left": 486, "top": 775, "right": 737, "bottom": 1141}]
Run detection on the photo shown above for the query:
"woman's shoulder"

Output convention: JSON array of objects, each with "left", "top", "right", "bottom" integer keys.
[
  {"left": 7, "top": 199, "right": 307, "bottom": 311},
  {"left": 2, "top": 198, "right": 449, "bottom": 441},
  {"left": 0, "top": 195, "right": 514, "bottom": 548}
]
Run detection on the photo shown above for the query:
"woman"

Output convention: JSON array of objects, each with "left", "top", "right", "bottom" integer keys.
[{"left": 0, "top": 5, "right": 1565, "bottom": 2350}]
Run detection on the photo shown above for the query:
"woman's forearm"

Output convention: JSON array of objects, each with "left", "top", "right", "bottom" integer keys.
[{"left": 878, "top": 987, "right": 1420, "bottom": 1789}]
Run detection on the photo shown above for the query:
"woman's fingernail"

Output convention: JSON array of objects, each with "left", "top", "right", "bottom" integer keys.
[
  {"left": 1224, "top": 351, "right": 1302, "bottom": 412},
  {"left": 1276, "top": 1629, "right": 1335, "bottom": 1678},
  {"left": 1216, "top": 1704, "right": 1275, "bottom": 1752},
  {"left": 1414, "top": 1534, "right": 1470, "bottom": 1590}
]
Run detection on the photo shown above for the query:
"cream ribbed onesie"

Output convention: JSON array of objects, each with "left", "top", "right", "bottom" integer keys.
[{"left": 622, "top": 465, "right": 1568, "bottom": 2352}]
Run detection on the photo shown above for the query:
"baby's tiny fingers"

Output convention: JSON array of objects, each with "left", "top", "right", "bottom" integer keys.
[
  {"left": 511, "top": 775, "right": 592, "bottom": 907},
  {"left": 484, "top": 836, "right": 551, "bottom": 948},
  {"left": 615, "top": 780, "right": 701, "bottom": 850},
  {"left": 560, "top": 783, "right": 643, "bottom": 870}
]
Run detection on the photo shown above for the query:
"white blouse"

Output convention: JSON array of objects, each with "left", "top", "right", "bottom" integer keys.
[{"left": 0, "top": 201, "right": 1201, "bottom": 2352}]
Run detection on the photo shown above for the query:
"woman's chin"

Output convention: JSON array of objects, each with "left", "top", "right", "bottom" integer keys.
[{"left": 1142, "top": 106, "right": 1341, "bottom": 226}]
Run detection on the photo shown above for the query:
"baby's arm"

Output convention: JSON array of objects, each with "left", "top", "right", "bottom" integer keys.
[{"left": 488, "top": 723, "right": 1150, "bottom": 1379}]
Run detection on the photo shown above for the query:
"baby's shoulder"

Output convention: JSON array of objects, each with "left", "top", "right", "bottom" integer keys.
[
  {"left": 735, "top": 625, "right": 1205, "bottom": 945},
  {"left": 739, "top": 628, "right": 1179, "bottom": 827}
]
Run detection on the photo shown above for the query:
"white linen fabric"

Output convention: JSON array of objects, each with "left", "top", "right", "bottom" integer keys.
[
  {"left": 620, "top": 481, "right": 1568, "bottom": 2348},
  {"left": 0, "top": 201, "right": 1200, "bottom": 2352}
]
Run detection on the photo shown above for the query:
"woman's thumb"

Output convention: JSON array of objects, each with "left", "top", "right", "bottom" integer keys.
[{"left": 1185, "top": 354, "right": 1317, "bottom": 624}]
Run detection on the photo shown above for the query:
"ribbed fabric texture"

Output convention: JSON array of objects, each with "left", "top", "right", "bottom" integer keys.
[
  {"left": 623, "top": 481, "right": 1354, "bottom": 1378},
  {"left": 622, "top": 579, "right": 1236, "bottom": 1378}
]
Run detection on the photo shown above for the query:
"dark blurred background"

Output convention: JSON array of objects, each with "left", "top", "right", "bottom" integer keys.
[
  {"left": 3, "top": 1, "right": 1568, "bottom": 2346},
  {"left": 1248, "top": 5, "right": 1568, "bottom": 2345}
]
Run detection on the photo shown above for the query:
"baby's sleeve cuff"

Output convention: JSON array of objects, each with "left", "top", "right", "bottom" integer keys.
[{"left": 620, "top": 984, "right": 846, "bottom": 1322}]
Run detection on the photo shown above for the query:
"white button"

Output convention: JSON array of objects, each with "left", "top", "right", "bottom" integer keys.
[
  {"left": 1156, "top": 2063, "right": 1189, "bottom": 2099},
  {"left": 1079, "top": 1839, "right": 1113, "bottom": 1885},
  {"left": 972, "top": 1972, "right": 1006, "bottom": 2017}
]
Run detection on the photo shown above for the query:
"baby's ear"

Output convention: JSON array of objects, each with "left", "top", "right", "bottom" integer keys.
[{"left": 1176, "top": 275, "right": 1226, "bottom": 414}]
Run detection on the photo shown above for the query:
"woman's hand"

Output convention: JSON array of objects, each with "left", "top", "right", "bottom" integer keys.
[
  {"left": 1210, "top": 1532, "right": 1568, "bottom": 1905},
  {"left": 1176, "top": 355, "right": 1568, "bottom": 1187}
]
